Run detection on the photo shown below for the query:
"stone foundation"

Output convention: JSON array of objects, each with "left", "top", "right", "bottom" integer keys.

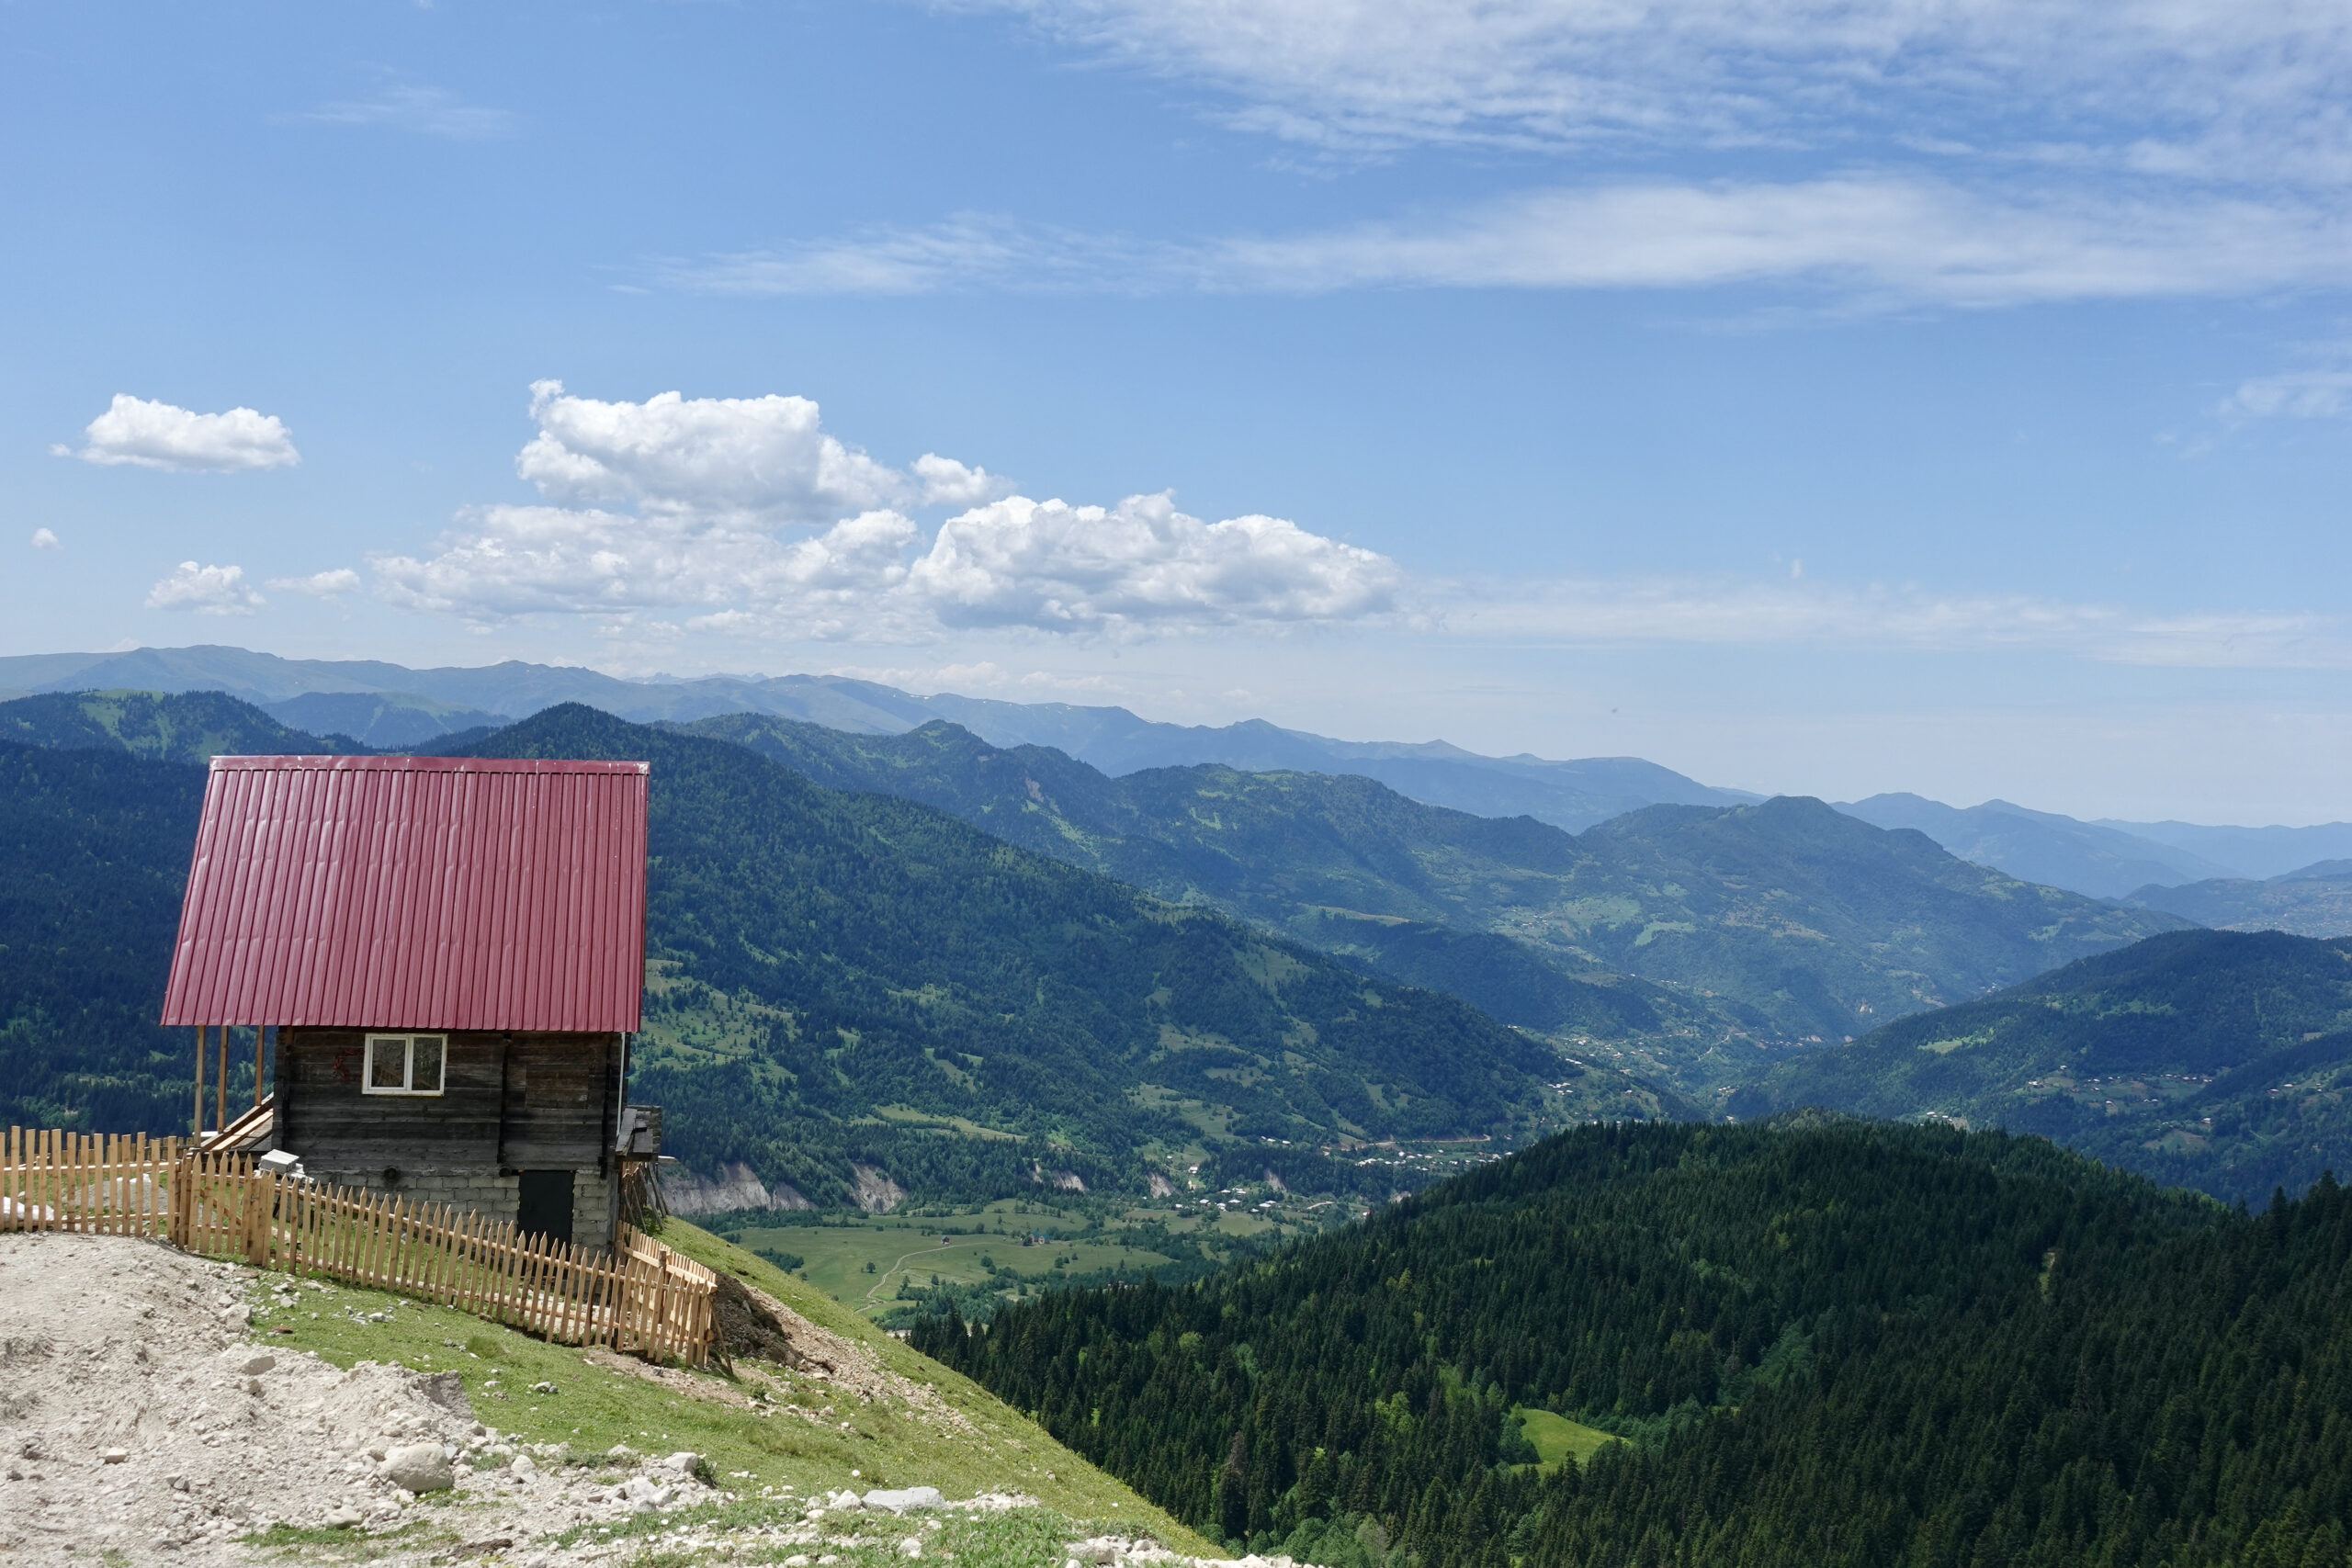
[{"left": 307, "top": 1165, "right": 618, "bottom": 1253}]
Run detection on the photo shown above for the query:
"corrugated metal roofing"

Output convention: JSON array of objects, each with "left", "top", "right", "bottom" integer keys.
[{"left": 161, "top": 755, "right": 648, "bottom": 1032}]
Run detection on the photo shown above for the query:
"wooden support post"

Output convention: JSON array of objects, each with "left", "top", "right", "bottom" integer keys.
[
  {"left": 192, "top": 1026, "right": 206, "bottom": 1138},
  {"left": 214, "top": 1027, "right": 228, "bottom": 1136},
  {"left": 254, "top": 1026, "right": 265, "bottom": 1109}
]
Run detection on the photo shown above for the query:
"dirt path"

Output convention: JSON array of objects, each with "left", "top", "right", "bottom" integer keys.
[{"left": 864, "top": 1237, "right": 989, "bottom": 1306}]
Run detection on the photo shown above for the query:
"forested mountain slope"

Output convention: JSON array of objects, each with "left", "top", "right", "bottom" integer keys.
[
  {"left": 445, "top": 707, "right": 1589, "bottom": 1200},
  {"left": 0, "top": 688, "right": 347, "bottom": 763},
  {"left": 0, "top": 739, "right": 209, "bottom": 1131},
  {"left": 919, "top": 1117, "right": 2352, "bottom": 1568},
  {"left": 1733, "top": 929, "right": 2352, "bottom": 1204},
  {"left": 0, "top": 702, "right": 1589, "bottom": 1201},
  {"left": 683, "top": 715, "right": 2182, "bottom": 1081}
]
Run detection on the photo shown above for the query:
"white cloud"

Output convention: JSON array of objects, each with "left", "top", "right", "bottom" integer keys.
[
  {"left": 513, "top": 380, "right": 1008, "bottom": 524},
  {"left": 265, "top": 568, "right": 362, "bottom": 597},
  {"left": 301, "top": 85, "right": 514, "bottom": 140},
  {"left": 56, "top": 395, "right": 300, "bottom": 473},
  {"left": 669, "top": 177, "right": 2352, "bottom": 308},
  {"left": 2218, "top": 368, "right": 2352, "bottom": 421},
  {"left": 29, "top": 528, "right": 60, "bottom": 551},
  {"left": 963, "top": 0, "right": 2352, "bottom": 176},
  {"left": 370, "top": 383, "right": 1394, "bottom": 640},
  {"left": 145, "top": 561, "right": 264, "bottom": 616},
  {"left": 910, "top": 492, "right": 1402, "bottom": 630}
]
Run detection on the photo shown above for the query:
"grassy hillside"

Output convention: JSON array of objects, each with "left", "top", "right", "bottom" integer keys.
[
  {"left": 0, "top": 687, "right": 353, "bottom": 761},
  {"left": 1733, "top": 929, "right": 2352, "bottom": 1204},
  {"left": 681, "top": 715, "right": 2183, "bottom": 1083},
  {"left": 242, "top": 1215, "right": 1217, "bottom": 1557},
  {"left": 919, "top": 1117, "right": 2352, "bottom": 1567}
]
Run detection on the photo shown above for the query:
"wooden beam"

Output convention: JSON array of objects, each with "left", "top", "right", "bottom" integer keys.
[
  {"left": 215, "top": 1026, "right": 227, "bottom": 1134},
  {"left": 192, "top": 1024, "right": 206, "bottom": 1137},
  {"left": 254, "top": 1026, "right": 265, "bottom": 1109}
]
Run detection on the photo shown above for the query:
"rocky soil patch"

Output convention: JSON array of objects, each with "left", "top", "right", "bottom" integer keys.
[{"left": 0, "top": 1232, "right": 1286, "bottom": 1566}]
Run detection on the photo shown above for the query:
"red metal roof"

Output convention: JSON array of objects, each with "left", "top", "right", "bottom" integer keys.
[{"left": 161, "top": 755, "right": 648, "bottom": 1032}]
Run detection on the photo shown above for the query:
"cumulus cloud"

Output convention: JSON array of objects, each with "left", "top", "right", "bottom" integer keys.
[
  {"left": 145, "top": 561, "right": 263, "bottom": 615},
  {"left": 513, "top": 380, "right": 1013, "bottom": 523},
  {"left": 910, "top": 493, "right": 1400, "bottom": 629},
  {"left": 56, "top": 395, "right": 300, "bottom": 473},
  {"left": 265, "top": 568, "right": 362, "bottom": 597},
  {"left": 29, "top": 528, "right": 60, "bottom": 551},
  {"left": 370, "top": 383, "right": 1394, "bottom": 640}
]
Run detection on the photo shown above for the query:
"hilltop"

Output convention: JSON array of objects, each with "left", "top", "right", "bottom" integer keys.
[
  {"left": 1731, "top": 928, "right": 2352, "bottom": 1204},
  {"left": 0, "top": 1219, "right": 1222, "bottom": 1564}
]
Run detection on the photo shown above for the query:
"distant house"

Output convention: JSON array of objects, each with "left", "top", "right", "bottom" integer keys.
[{"left": 161, "top": 754, "right": 654, "bottom": 1250}]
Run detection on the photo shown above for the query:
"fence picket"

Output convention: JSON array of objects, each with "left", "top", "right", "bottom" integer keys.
[{"left": 0, "top": 1128, "right": 713, "bottom": 1363}]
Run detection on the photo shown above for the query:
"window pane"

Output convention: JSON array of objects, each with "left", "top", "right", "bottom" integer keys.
[
  {"left": 368, "top": 1038, "right": 406, "bottom": 1090},
  {"left": 412, "top": 1035, "right": 445, "bottom": 1094}
]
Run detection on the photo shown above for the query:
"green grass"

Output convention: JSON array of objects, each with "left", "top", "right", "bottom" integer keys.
[
  {"left": 554, "top": 1497, "right": 1125, "bottom": 1567},
  {"left": 239, "top": 1217, "right": 1216, "bottom": 1560},
  {"left": 1512, "top": 1407, "right": 1622, "bottom": 1469},
  {"left": 730, "top": 1217, "right": 1175, "bottom": 1317}
]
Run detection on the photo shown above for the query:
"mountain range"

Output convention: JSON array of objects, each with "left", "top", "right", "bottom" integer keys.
[
  {"left": 675, "top": 713, "right": 2183, "bottom": 1084},
  {"left": 0, "top": 694, "right": 1649, "bottom": 1204},
  {"left": 13, "top": 648, "right": 2347, "bottom": 908}
]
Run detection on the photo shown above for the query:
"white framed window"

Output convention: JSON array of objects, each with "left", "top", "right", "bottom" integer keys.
[{"left": 362, "top": 1033, "right": 447, "bottom": 1097}]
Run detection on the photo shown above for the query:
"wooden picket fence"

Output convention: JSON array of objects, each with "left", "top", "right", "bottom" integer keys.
[{"left": 0, "top": 1128, "right": 716, "bottom": 1365}]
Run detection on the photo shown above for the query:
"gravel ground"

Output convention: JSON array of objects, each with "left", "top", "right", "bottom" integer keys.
[{"left": 0, "top": 1233, "right": 1292, "bottom": 1568}]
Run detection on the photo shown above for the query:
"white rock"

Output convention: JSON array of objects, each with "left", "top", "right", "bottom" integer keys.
[
  {"left": 658, "top": 1450, "right": 703, "bottom": 1477},
  {"left": 382, "top": 1442, "right": 454, "bottom": 1495},
  {"left": 322, "top": 1504, "right": 363, "bottom": 1529},
  {"left": 100, "top": 1448, "right": 128, "bottom": 1464},
  {"left": 620, "top": 1475, "right": 673, "bottom": 1509},
  {"left": 899, "top": 1536, "right": 923, "bottom": 1558},
  {"left": 509, "top": 1453, "right": 538, "bottom": 1480},
  {"left": 865, "top": 1486, "right": 944, "bottom": 1514}
]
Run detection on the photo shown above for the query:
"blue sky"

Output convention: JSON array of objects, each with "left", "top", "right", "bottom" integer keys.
[{"left": 5, "top": 0, "right": 2350, "bottom": 822}]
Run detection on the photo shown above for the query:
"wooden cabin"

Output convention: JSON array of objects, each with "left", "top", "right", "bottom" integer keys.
[{"left": 160, "top": 754, "right": 653, "bottom": 1250}]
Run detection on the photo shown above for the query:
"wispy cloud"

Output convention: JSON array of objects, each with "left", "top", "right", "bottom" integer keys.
[
  {"left": 662, "top": 177, "right": 2352, "bottom": 307},
  {"left": 1433, "top": 576, "right": 2350, "bottom": 670},
  {"left": 300, "top": 85, "right": 514, "bottom": 141},
  {"left": 958, "top": 0, "right": 2352, "bottom": 179},
  {"left": 2217, "top": 367, "right": 2352, "bottom": 422}
]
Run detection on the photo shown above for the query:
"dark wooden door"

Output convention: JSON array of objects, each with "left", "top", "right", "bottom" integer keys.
[{"left": 516, "top": 1169, "right": 574, "bottom": 1245}]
